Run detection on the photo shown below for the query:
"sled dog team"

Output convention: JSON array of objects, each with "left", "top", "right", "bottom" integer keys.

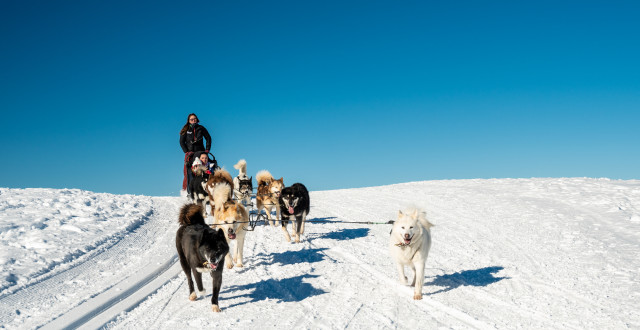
[{"left": 178, "top": 159, "right": 433, "bottom": 312}]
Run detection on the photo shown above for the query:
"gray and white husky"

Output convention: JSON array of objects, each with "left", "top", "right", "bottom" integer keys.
[
  {"left": 232, "top": 159, "right": 253, "bottom": 207},
  {"left": 389, "top": 207, "right": 433, "bottom": 300}
]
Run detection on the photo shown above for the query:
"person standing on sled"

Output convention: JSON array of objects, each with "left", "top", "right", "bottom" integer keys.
[{"left": 179, "top": 113, "right": 212, "bottom": 195}]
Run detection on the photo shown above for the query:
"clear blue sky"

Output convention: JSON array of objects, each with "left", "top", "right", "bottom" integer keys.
[{"left": 1, "top": 1, "right": 638, "bottom": 196}]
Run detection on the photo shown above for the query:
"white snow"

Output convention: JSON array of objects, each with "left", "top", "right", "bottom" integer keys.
[{"left": 1, "top": 178, "right": 639, "bottom": 329}]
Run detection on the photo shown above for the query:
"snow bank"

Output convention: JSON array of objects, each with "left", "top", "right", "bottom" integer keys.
[{"left": 0, "top": 188, "right": 153, "bottom": 295}]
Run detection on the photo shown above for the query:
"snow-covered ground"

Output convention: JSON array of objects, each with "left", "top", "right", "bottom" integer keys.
[{"left": 1, "top": 178, "right": 639, "bottom": 329}]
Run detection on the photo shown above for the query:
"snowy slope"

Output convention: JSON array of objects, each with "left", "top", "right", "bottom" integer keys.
[{"left": 1, "top": 178, "right": 639, "bottom": 329}]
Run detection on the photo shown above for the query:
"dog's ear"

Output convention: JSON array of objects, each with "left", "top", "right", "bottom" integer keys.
[
  {"left": 216, "top": 228, "right": 225, "bottom": 238},
  {"left": 398, "top": 210, "right": 403, "bottom": 218},
  {"left": 278, "top": 177, "right": 283, "bottom": 183},
  {"left": 411, "top": 209, "right": 418, "bottom": 218}
]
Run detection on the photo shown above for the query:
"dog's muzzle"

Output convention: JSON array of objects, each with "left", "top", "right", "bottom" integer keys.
[
  {"left": 203, "top": 261, "right": 217, "bottom": 270},
  {"left": 227, "top": 229, "right": 236, "bottom": 240}
]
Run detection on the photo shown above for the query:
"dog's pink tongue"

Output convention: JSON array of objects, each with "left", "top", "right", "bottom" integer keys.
[
  {"left": 210, "top": 263, "right": 217, "bottom": 270},
  {"left": 288, "top": 206, "right": 294, "bottom": 214}
]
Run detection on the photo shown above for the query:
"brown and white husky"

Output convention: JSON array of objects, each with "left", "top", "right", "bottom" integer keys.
[
  {"left": 212, "top": 183, "right": 249, "bottom": 269},
  {"left": 206, "top": 168, "right": 234, "bottom": 215},
  {"left": 256, "top": 170, "right": 284, "bottom": 226}
]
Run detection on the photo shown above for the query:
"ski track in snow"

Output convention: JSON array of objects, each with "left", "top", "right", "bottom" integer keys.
[{"left": 1, "top": 178, "right": 639, "bottom": 329}]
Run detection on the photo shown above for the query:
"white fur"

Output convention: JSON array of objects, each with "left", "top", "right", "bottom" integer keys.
[
  {"left": 195, "top": 267, "right": 209, "bottom": 273},
  {"left": 212, "top": 183, "right": 248, "bottom": 269},
  {"left": 213, "top": 184, "right": 231, "bottom": 212},
  {"left": 233, "top": 159, "right": 252, "bottom": 205},
  {"left": 234, "top": 159, "right": 248, "bottom": 178},
  {"left": 389, "top": 207, "right": 433, "bottom": 300}
]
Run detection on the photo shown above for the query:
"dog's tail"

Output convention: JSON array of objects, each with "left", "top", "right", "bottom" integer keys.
[
  {"left": 214, "top": 168, "right": 234, "bottom": 186},
  {"left": 234, "top": 159, "right": 247, "bottom": 177},
  {"left": 213, "top": 183, "right": 232, "bottom": 214},
  {"left": 256, "top": 170, "right": 273, "bottom": 186},
  {"left": 178, "top": 204, "right": 206, "bottom": 226},
  {"left": 417, "top": 209, "right": 434, "bottom": 230}
]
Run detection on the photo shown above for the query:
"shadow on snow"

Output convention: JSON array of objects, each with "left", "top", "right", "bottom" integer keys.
[
  {"left": 254, "top": 248, "right": 329, "bottom": 267},
  {"left": 425, "top": 266, "right": 508, "bottom": 295},
  {"left": 222, "top": 274, "right": 327, "bottom": 309},
  {"left": 304, "top": 216, "right": 337, "bottom": 224},
  {"left": 307, "top": 228, "right": 370, "bottom": 242}
]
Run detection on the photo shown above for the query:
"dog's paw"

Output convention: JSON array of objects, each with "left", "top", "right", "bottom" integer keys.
[
  {"left": 212, "top": 304, "right": 221, "bottom": 312},
  {"left": 413, "top": 293, "right": 422, "bottom": 300},
  {"left": 189, "top": 292, "right": 197, "bottom": 301},
  {"left": 226, "top": 263, "right": 234, "bottom": 269}
]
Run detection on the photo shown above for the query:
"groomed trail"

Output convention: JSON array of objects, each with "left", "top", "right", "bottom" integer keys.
[
  {"left": 1, "top": 178, "right": 639, "bottom": 329},
  {"left": 0, "top": 196, "right": 182, "bottom": 329}
]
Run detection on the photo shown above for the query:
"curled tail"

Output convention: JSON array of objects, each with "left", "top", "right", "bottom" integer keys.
[
  {"left": 417, "top": 210, "right": 434, "bottom": 230},
  {"left": 213, "top": 168, "right": 234, "bottom": 187},
  {"left": 213, "top": 183, "right": 232, "bottom": 214},
  {"left": 256, "top": 170, "right": 273, "bottom": 186},
  {"left": 234, "top": 159, "right": 247, "bottom": 178},
  {"left": 178, "top": 204, "right": 206, "bottom": 226}
]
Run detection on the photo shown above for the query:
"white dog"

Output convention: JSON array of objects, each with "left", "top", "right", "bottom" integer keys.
[{"left": 389, "top": 208, "right": 433, "bottom": 300}]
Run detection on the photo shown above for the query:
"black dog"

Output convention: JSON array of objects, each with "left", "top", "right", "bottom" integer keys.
[
  {"left": 189, "top": 167, "right": 210, "bottom": 214},
  {"left": 176, "top": 204, "right": 229, "bottom": 312},
  {"left": 278, "top": 183, "right": 310, "bottom": 243}
]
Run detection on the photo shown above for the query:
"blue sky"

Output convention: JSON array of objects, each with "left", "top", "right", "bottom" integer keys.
[{"left": 1, "top": 1, "right": 638, "bottom": 196}]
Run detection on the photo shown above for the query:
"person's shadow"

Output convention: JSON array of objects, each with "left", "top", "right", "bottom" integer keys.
[
  {"left": 222, "top": 274, "right": 327, "bottom": 309},
  {"left": 425, "top": 266, "right": 508, "bottom": 295}
]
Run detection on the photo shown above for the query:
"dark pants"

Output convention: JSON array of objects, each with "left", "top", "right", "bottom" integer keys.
[{"left": 187, "top": 166, "right": 194, "bottom": 196}]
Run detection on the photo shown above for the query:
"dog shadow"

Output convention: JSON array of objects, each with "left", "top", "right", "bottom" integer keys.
[
  {"left": 306, "top": 228, "right": 370, "bottom": 242},
  {"left": 425, "top": 266, "right": 508, "bottom": 295},
  {"left": 222, "top": 274, "right": 327, "bottom": 309},
  {"left": 253, "top": 248, "right": 328, "bottom": 267},
  {"left": 305, "top": 217, "right": 338, "bottom": 224}
]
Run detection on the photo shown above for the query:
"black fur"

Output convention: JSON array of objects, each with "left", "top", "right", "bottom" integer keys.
[
  {"left": 279, "top": 183, "right": 310, "bottom": 235},
  {"left": 190, "top": 169, "right": 210, "bottom": 211},
  {"left": 234, "top": 176, "right": 253, "bottom": 201},
  {"left": 176, "top": 204, "right": 229, "bottom": 308}
]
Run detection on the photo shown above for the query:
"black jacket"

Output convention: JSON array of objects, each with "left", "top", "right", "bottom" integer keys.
[{"left": 180, "top": 124, "right": 212, "bottom": 153}]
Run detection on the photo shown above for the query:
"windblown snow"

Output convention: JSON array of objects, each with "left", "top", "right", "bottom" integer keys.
[{"left": 1, "top": 178, "right": 639, "bottom": 329}]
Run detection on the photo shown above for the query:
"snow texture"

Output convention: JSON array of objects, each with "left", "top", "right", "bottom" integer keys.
[{"left": 0, "top": 178, "right": 639, "bottom": 329}]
